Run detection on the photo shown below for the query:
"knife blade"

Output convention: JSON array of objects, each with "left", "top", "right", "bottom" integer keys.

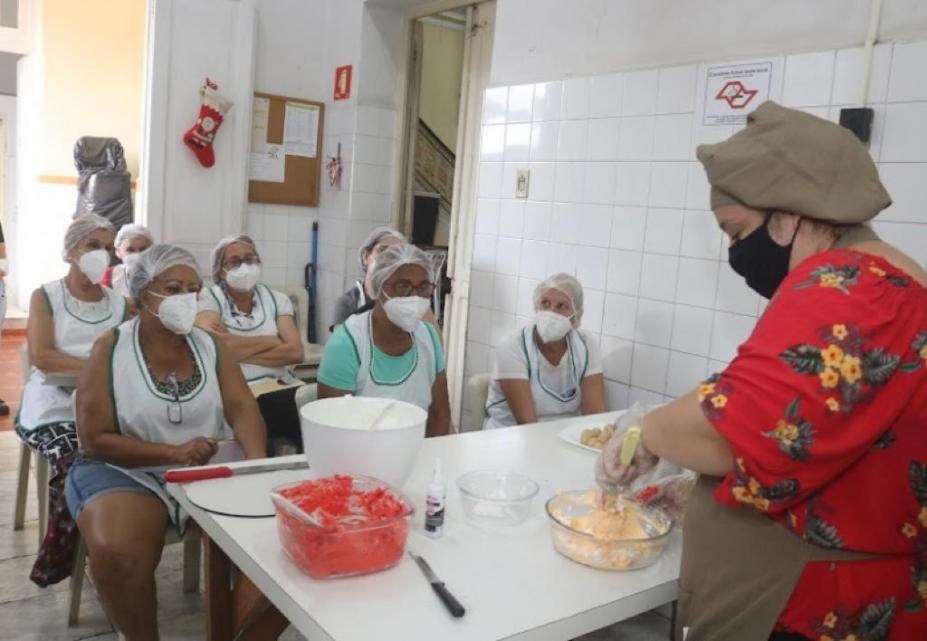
[
  {"left": 409, "top": 552, "right": 466, "bottom": 618},
  {"left": 164, "top": 460, "right": 308, "bottom": 483}
]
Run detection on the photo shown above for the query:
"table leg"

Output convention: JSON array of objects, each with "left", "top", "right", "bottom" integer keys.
[
  {"left": 203, "top": 534, "right": 233, "bottom": 641},
  {"left": 202, "top": 532, "right": 291, "bottom": 641}
]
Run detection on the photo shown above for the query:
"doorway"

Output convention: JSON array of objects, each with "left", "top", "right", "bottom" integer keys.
[{"left": 395, "top": 0, "right": 496, "bottom": 430}]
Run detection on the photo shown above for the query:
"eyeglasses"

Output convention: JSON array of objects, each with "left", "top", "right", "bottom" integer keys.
[
  {"left": 390, "top": 279, "right": 435, "bottom": 297},
  {"left": 224, "top": 255, "right": 260, "bottom": 270},
  {"left": 166, "top": 372, "right": 183, "bottom": 424}
]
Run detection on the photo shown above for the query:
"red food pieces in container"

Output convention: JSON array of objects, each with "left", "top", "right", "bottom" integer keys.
[{"left": 271, "top": 475, "right": 413, "bottom": 579}]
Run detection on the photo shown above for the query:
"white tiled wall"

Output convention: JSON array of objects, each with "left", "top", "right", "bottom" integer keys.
[
  {"left": 244, "top": 103, "right": 398, "bottom": 340},
  {"left": 462, "top": 40, "right": 927, "bottom": 431}
]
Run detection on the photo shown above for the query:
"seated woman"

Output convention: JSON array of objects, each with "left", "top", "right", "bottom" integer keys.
[
  {"left": 17, "top": 214, "right": 126, "bottom": 583},
  {"left": 318, "top": 244, "right": 450, "bottom": 436},
  {"left": 330, "top": 226, "right": 405, "bottom": 330},
  {"left": 484, "top": 273, "right": 605, "bottom": 429},
  {"left": 104, "top": 223, "right": 154, "bottom": 298},
  {"left": 196, "top": 235, "right": 304, "bottom": 450},
  {"left": 67, "top": 244, "right": 266, "bottom": 641}
]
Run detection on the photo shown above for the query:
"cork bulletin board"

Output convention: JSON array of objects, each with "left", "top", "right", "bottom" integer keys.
[{"left": 248, "top": 92, "right": 325, "bottom": 207}]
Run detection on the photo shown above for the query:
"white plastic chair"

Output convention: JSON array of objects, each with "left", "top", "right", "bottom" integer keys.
[
  {"left": 13, "top": 342, "right": 50, "bottom": 546},
  {"left": 467, "top": 374, "right": 491, "bottom": 430}
]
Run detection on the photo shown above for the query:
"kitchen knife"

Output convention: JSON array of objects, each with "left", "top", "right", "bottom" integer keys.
[
  {"left": 409, "top": 552, "right": 466, "bottom": 618},
  {"left": 165, "top": 460, "right": 308, "bottom": 483}
]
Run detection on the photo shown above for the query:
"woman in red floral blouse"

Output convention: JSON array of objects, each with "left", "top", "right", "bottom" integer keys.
[{"left": 599, "top": 102, "right": 927, "bottom": 641}]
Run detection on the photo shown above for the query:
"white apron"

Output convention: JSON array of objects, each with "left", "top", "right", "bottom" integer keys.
[
  {"left": 203, "top": 283, "right": 298, "bottom": 384},
  {"left": 484, "top": 326, "right": 589, "bottom": 429},
  {"left": 18, "top": 279, "right": 126, "bottom": 430},
  {"left": 107, "top": 317, "right": 230, "bottom": 529},
  {"left": 342, "top": 310, "right": 438, "bottom": 412}
]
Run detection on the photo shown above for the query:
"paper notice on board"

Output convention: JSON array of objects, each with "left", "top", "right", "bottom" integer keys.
[
  {"left": 283, "top": 101, "right": 319, "bottom": 157},
  {"left": 251, "top": 96, "right": 271, "bottom": 153},
  {"left": 249, "top": 144, "right": 285, "bottom": 182}
]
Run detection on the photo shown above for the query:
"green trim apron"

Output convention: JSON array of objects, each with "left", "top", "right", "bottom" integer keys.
[
  {"left": 342, "top": 310, "right": 438, "bottom": 412},
  {"left": 18, "top": 279, "right": 126, "bottom": 430},
  {"left": 484, "top": 326, "right": 589, "bottom": 429},
  {"left": 105, "top": 318, "right": 230, "bottom": 531}
]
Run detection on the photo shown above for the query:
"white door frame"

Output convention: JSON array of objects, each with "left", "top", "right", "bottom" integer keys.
[{"left": 393, "top": 0, "right": 495, "bottom": 430}]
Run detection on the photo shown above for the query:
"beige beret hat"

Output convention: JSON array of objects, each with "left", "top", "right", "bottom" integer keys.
[{"left": 697, "top": 101, "right": 891, "bottom": 223}]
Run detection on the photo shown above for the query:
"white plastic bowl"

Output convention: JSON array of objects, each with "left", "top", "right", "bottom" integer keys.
[{"left": 299, "top": 397, "right": 427, "bottom": 488}]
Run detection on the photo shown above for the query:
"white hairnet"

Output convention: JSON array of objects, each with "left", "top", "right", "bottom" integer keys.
[
  {"left": 129, "top": 244, "right": 201, "bottom": 300},
  {"left": 533, "top": 273, "right": 584, "bottom": 324},
  {"left": 114, "top": 224, "right": 154, "bottom": 251},
  {"left": 209, "top": 234, "right": 260, "bottom": 284},
  {"left": 368, "top": 244, "right": 434, "bottom": 299},
  {"left": 358, "top": 226, "right": 406, "bottom": 270},
  {"left": 63, "top": 214, "right": 115, "bottom": 259}
]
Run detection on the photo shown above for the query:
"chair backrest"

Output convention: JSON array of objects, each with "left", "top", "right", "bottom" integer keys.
[
  {"left": 467, "top": 373, "right": 491, "bottom": 429},
  {"left": 293, "top": 383, "right": 318, "bottom": 413},
  {"left": 279, "top": 287, "right": 309, "bottom": 342},
  {"left": 19, "top": 342, "right": 30, "bottom": 384}
]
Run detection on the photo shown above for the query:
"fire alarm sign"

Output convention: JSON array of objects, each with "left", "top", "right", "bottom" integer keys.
[{"left": 334, "top": 65, "right": 352, "bottom": 101}]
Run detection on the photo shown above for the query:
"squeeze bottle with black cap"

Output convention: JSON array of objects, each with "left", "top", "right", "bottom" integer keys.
[{"left": 424, "top": 459, "right": 445, "bottom": 538}]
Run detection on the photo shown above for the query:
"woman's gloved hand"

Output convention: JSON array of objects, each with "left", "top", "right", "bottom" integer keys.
[
  {"left": 595, "top": 428, "right": 659, "bottom": 489},
  {"left": 594, "top": 404, "right": 659, "bottom": 490},
  {"left": 634, "top": 471, "right": 696, "bottom": 524}
]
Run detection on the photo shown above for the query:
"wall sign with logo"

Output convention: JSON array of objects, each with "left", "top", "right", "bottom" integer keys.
[
  {"left": 334, "top": 65, "right": 352, "bottom": 101},
  {"left": 703, "top": 62, "right": 772, "bottom": 126}
]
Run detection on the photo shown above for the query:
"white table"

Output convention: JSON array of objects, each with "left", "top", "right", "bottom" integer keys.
[{"left": 167, "top": 412, "right": 681, "bottom": 641}]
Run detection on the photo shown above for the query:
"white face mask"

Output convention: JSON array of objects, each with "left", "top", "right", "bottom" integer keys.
[
  {"left": 147, "top": 291, "right": 199, "bottom": 335},
  {"left": 535, "top": 310, "right": 573, "bottom": 343},
  {"left": 122, "top": 253, "right": 141, "bottom": 274},
  {"left": 383, "top": 296, "right": 430, "bottom": 333},
  {"left": 225, "top": 263, "right": 261, "bottom": 292},
  {"left": 78, "top": 249, "right": 110, "bottom": 284}
]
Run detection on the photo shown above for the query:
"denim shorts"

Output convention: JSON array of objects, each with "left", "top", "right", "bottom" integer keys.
[{"left": 65, "top": 457, "right": 157, "bottom": 521}]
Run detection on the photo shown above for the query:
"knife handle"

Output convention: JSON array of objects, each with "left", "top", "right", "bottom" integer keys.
[
  {"left": 165, "top": 466, "right": 233, "bottom": 483},
  {"left": 431, "top": 582, "right": 465, "bottom": 618}
]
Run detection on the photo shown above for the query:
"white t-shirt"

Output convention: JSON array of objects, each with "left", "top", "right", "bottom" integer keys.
[{"left": 484, "top": 326, "right": 603, "bottom": 429}]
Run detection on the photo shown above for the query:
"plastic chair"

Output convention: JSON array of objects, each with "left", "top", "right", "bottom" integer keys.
[
  {"left": 467, "top": 374, "right": 491, "bottom": 430},
  {"left": 293, "top": 383, "right": 318, "bottom": 411},
  {"left": 12, "top": 342, "right": 51, "bottom": 546}
]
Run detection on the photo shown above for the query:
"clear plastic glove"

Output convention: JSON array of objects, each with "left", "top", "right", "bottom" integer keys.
[
  {"left": 595, "top": 403, "right": 659, "bottom": 491},
  {"left": 634, "top": 471, "right": 696, "bottom": 524}
]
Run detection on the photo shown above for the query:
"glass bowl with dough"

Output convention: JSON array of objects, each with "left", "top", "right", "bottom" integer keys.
[{"left": 545, "top": 490, "right": 673, "bottom": 570}]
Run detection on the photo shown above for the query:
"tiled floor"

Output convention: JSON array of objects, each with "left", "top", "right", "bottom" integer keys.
[{"left": 0, "top": 330, "right": 669, "bottom": 641}]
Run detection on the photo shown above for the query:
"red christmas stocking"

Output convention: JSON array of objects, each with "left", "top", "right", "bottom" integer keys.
[{"left": 182, "top": 85, "right": 233, "bottom": 168}]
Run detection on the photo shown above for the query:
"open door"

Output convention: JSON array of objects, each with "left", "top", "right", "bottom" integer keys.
[{"left": 396, "top": 1, "right": 496, "bottom": 430}]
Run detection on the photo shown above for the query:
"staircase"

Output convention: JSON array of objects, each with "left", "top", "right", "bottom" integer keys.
[{"left": 413, "top": 119, "right": 455, "bottom": 221}]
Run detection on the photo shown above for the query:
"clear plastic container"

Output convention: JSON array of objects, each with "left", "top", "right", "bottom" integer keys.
[
  {"left": 270, "top": 476, "right": 413, "bottom": 579},
  {"left": 545, "top": 490, "right": 673, "bottom": 571},
  {"left": 456, "top": 470, "right": 539, "bottom": 526}
]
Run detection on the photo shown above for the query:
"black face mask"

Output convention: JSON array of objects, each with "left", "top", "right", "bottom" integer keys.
[{"left": 728, "top": 213, "right": 800, "bottom": 299}]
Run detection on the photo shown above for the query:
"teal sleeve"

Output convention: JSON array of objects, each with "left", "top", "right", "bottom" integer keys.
[
  {"left": 317, "top": 326, "right": 361, "bottom": 391},
  {"left": 426, "top": 323, "right": 446, "bottom": 374}
]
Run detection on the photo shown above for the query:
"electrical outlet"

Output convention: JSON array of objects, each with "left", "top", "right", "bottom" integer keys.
[{"left": 515, "top": 169, "right": 530, "bottom": 198}]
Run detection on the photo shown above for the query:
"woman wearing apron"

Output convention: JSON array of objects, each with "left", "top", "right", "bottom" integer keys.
[
  {"left": 598, "top": 102, "right": 927, "bottom": 640},
  {"left": 330, "top": 226, "right": 405, "bottom": 330},
  {"left": 17, "top": 214, "right": 125, "bottom": 585},
  {"left": 484, "top": 273, "right": 605, "bottom": 429},
  {"left": 66, "top": 244, "right": 267, "bottom": 641},
  {"left": 197, "top": 235, "right": 304, "bottom": 450},
  {"left": 318, "top": 243, "right": 451, "bottom": 436}
]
